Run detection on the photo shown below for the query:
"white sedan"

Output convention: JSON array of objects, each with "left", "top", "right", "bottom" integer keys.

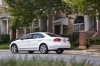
[{"left": 9, "top": 32, "right": 71, "bottom": 54}]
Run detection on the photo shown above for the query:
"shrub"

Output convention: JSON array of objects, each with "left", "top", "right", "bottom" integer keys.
[
  {"left": 0, "top": 34, "right": 10, "bottom": 43},
  {"left": 60, "top": 33, "right": 73, "bottom": 41},
  {"left": 60, "top": 33, "right": 79, "bottom": 49},
  {"left": 86, "top": 37, "right": 100, "bottom": 45},
  {"left": 60, "top": 33, "right": 79, "bottom": 42}
]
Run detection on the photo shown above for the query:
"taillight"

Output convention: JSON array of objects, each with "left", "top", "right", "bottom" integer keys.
[
  {"left": 54, "top": 38, "right": 61, "bottom": 42},
  {"left": 68, "top": 39, "right": 70, "bottom": 42}
]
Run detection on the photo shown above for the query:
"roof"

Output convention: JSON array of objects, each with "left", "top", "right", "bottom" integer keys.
[
  {"left": 0, "top": 13, "right": 9, "bottom": 19},
  {"left": 52, "top": 17, "right": 66, "bottom": 23}
]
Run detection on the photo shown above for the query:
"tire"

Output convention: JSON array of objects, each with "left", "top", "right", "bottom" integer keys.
[
  {"left": 11, "top": 44, "right": 18, "bottom": 53},
  {"left": 56, "top": 50, "right": 64, "bottom": 54},
  {"left": 28, "top": 51, "right": 34, "bottom": 54},
  {"left": 39, "top": 44, "right": 48, "bottom": 54}
]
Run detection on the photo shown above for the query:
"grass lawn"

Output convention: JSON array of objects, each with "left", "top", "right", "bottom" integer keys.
[{"left": 0, "top": 43, "right": 10, "bottom": 49}]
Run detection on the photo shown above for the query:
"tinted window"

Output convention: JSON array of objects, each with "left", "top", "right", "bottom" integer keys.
[
  {"left": 22, "top": 34, "right": 33, "bottom": 39},
  {"left": 46, "top": 33, "right": 61, "bottom": 37},
  {"left": 32, "top": 34, "right": 44, "bottom": 38}
]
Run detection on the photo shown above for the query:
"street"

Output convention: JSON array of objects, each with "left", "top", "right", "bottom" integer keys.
[{"left": 0, "top": 51, "right": 100, "bottom": 66}]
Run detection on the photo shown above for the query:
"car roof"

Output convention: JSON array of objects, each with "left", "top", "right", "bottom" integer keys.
[{"left": 29, "top": 32, "right": 53, "bottom": 34}]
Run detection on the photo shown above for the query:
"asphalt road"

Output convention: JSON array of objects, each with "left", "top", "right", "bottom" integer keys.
[{"left": 0, "top": 51, "right": 100, "bottom": 66}]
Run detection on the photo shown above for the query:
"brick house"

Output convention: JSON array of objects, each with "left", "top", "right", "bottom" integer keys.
[{"left": 36, "top": 11, "right": 97, "bottom": 37}]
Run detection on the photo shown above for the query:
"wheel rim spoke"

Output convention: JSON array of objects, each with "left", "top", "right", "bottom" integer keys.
[
  {"left": 11, "top": 45, "right": 17, "bottom": 53},
  {"left": 40, "top": 45, "right": 46, "bottom": 53}
]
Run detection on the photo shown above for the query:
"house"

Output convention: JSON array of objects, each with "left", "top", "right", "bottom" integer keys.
[
  {"left": 36, "top": 11, "right": 97, "bottom": 37},
  {"left": 68, "top": 14, "right": 97, "bottom": 37},
  {"left": 36, "top": 10, "right": 68, "bottom": 35}
]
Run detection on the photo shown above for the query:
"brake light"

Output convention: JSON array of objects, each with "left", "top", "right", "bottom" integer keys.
[
  {"left": 68, "top": 39, "right": 70, "bottom": 42},
  {"left": 54, "top": 38, "right": 61, "bottom": 42}
]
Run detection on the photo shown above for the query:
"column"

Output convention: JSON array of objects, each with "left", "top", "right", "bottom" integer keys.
[
  {"left": 16, "top": 29, "right": 18, "bottom": 39},
  {"left": 53, "top": 25, "right": 54, "bottom": 33},
  {"left": 60, "top": 25, "right": 63, "bottom": 34},
  {"left": 10, "top": 29, "right": 12, "bottom": 40},
  {"left": 7, "top": 19, "right": 8, "bottom": 34},
  {"left": 47, "top": 19, "right": 49, "bottom": 32},
  {"left": 79, "top": 31, "right": 86, "bottom": 49},
  {"left": 39, "top": 19, "right": 41, "bottom": 31}
]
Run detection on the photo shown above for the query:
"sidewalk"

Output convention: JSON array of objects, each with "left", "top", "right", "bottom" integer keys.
[
  {"left": 64, "top": 49, "right": 100, "bottom": 56},
  {"left": 0, "top": 49, "right": 100, "bottom": 56},
  {"left": 0, "top": 49, "right": 9, "bottom": 52}
]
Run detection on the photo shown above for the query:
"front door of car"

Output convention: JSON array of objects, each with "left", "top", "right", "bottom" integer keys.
[
  {"left": 29, "top": 34, "right": 44, "bottom": 50},
  {"left": 18, "top": 34, "right": 33, "bottom": 50}
]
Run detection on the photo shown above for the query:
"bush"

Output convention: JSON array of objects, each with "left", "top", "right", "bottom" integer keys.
[
  {"left": 0, "top": 34, "right": 10, "bottom": 44},
  {"left": 60, "top": 33, "right": 79, "bottom": 49},
  {"left": 86, "top": 37, "right": 100, "bottom": 45},
  {"left": 60, "top": 33, "right": 79, "bottom": 42}
]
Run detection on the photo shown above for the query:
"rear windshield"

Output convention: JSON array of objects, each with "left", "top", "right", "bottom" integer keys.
[{"left": 46, "top": 33, "right": 61, "bottom": 37}]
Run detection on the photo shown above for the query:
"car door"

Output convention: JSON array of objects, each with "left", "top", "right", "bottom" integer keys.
[
  {"left": 18, "top": 34, "right": 33, "bottom": 50},
  {"left": 29, "top": 33, "right": 44, "bottom": 50}
]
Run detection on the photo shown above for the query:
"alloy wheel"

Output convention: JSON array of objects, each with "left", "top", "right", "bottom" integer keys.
[
  {"left": 11, "top": 45, "right": 18, "bottom": 53},
  {"left": 56, "top": 50, "right": 64, "bottom": 54},
  {"left": 39, "top": 44, "right": 48, "bottom": 54}
]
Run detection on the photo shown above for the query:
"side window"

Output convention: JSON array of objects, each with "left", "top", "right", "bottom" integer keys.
[
  {"left": 32, "top": 34, "right": 44, "bottom": 38},
  {"left": 22, "top": 34, "right": 33, "bottom": 39}
]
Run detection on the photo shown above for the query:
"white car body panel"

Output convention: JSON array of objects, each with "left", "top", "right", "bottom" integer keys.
[{"left": 10, "top": 32, "right": 71, "bottom": 52}]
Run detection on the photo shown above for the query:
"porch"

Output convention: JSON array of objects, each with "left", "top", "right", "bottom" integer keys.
[{"left": 52, "top": 17, "right": 68, "bottom": 35}]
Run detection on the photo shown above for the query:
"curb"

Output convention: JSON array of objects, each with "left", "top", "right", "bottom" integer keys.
[
  {"left": 0, "top": 49, "right": 100, "bottom": 56},
  {"left": 0, "top": 49, "right": 9, "bottom": 52},
  {"left": 64, "top": 50, "right": 100, "bottom": 56}
]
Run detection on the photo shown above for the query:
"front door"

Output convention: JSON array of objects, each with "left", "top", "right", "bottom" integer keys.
[
  {"left": 18, "top": 34, "right": 33, "bottom": 50},
  {"left": 12, "top": 29, "right": 16, "bottom": 40},
  {"left": 29, "top": 34, "right": 44, "bottom": 50},
  {"left": 54, "top": 25, "right": 61, "bottom": 35}
]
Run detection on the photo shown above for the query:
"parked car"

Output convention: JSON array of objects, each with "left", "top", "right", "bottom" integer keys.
[{"left": 9, "top": 32, "right": 71, "bottom": 54}]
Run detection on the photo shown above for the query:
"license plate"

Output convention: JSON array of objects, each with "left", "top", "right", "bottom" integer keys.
[{"left": 63, "top": 38, "right": 66, "bottom": 42}]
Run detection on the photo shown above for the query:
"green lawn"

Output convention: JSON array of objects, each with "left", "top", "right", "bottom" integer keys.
[{"left": 0, "top": 43, "right": 10, "bottom": 49}]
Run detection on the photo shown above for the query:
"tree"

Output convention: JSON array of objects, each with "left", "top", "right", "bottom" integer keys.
[
  {"left": 64, "top": 0, "right": 100, "bottom": 19},
  {"left": 4, "top": 0, "right": 72, "bottom": 29}
]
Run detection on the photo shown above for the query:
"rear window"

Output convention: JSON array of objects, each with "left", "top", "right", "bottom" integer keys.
[{"left": 46, "top": 33, "right": 61, "bottom": 37}]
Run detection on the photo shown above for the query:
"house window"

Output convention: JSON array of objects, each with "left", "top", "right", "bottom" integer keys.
[
  {"left": 34, "top": 19, "right": 39, "bottom": 32},
  {"left": 63, "top": 25, "right": 67, "bottom": 34},
  {"left": 74, "top": 16, "right": 84, "bottom": 32}
]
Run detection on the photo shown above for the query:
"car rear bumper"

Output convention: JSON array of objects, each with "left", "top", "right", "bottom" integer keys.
[{"left": 48, "top": 43, "right": 71, "bottom": 50}]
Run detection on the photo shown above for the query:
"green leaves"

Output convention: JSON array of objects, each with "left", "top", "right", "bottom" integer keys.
[
  {"left": 64, "top": 0, "right": 100, "bottom": 19},
  {"left": 5, "top": 0, "right": 72, "bottom": 29}
]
